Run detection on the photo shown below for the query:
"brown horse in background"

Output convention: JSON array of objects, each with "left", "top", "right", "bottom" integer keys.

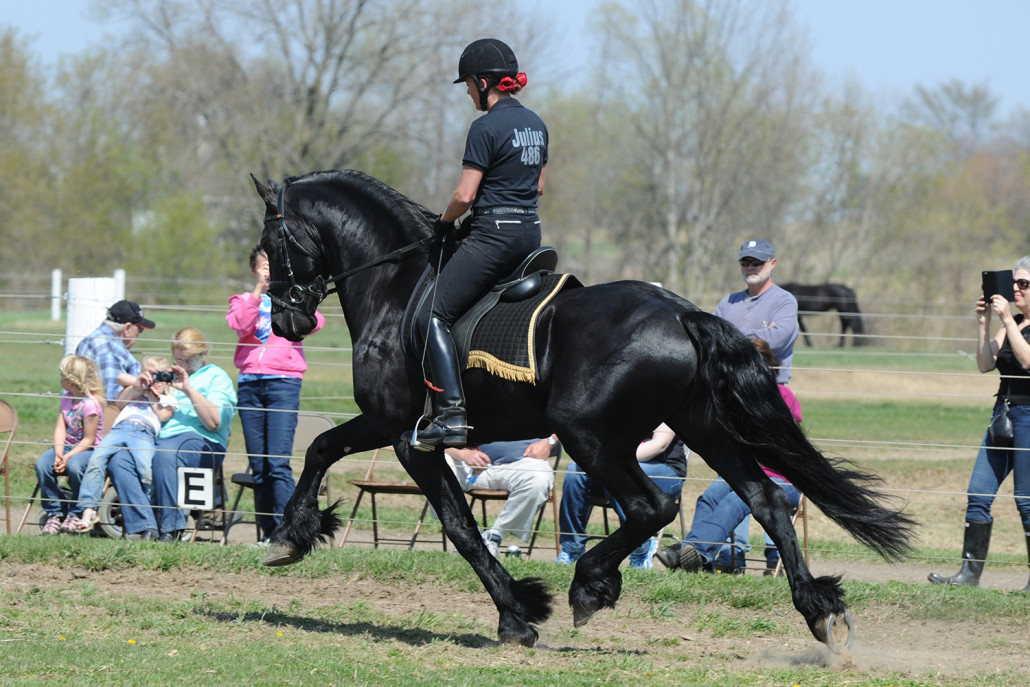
[{"left": 781, "top": 282, "right": 866, "bottom": 347}]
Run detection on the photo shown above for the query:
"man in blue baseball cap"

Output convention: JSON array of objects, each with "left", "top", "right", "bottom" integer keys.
[
  {"left": 656, "top": 238, "right": 799, "bottom": 573},
  {"left": 716, "top": 239, "right": 798, "bottom": 382}
]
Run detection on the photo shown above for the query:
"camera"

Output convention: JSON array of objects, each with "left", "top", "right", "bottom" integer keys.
[{"left": 152, "top": 370, "right": 176, "bottom": 383}]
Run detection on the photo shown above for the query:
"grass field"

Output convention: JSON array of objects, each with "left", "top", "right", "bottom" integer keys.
[{"left": 3, "top": 307, "right": 1029, "bottom": 685}]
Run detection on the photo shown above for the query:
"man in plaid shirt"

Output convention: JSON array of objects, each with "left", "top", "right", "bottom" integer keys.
[{"left": 75, "top": 300, "right": 156, "bottom": 426}]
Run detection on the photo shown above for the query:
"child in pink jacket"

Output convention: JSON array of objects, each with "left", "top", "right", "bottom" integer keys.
[{"left": 226, "top": 244, "right": 326, "bottom": 542}]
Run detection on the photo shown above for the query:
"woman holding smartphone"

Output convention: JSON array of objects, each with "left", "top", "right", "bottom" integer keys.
[{"left": 929, "top": 256, "right": 1030, "bottom": 590}]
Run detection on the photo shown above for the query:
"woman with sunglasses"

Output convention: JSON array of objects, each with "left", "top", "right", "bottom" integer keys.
[{"left": 929, "top": 256, "right": 1030, "bottom": 591}]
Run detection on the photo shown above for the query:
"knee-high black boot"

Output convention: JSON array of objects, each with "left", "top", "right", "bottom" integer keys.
[
  {"left": 1019, "top": 529, "right": 1030, "bottom": 593},
  {"left": 410, "top": 317, "right": 469, "bottom": 452},
  {"left": 928, "top": 520, "right": 992, "bottom": 586}
]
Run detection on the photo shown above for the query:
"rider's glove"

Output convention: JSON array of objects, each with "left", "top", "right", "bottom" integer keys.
[{"left": 432, "top": 216, "right": 455, "bottom": 238}]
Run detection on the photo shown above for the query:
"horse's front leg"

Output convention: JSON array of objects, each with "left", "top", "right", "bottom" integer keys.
[
  {"left": 264, "top": 414, "right": 387, "bottom": 566},
  {"left": 396, "top": 444, "right": 552, "bottom": 646}
]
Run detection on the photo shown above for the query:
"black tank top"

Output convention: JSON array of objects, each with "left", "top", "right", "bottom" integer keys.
[{"left": 994, "top": 314, "right": 1030, "bottom": 405}]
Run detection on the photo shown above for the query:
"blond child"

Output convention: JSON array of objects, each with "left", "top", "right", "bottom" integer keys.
[
  {"left": 74, "top": 356, "right": 177, "bottom": 532},
  {"left": 34, "top": 356, "right": 106, "bottom": 534}
]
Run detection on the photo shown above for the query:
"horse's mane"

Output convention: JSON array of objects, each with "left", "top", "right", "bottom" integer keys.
[{"left": 283, "top": 169, "right": 437, "bottom": 229}]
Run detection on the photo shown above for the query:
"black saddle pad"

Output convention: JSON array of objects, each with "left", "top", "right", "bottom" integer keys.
[{"left": 464, "top": 273, "right": 578, "bottom": 384}]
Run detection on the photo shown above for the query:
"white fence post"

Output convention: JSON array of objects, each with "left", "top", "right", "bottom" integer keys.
[
  {"left": 113, "top": 269, "right": 126, "bottom": 301},
  {"left": 65, "top": 278, "right": 120, "bottom": 356},
  {"left": 50, "top": 269, "right": 62, "bottom": 321}
]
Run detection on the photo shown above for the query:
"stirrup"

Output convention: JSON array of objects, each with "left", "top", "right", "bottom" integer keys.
[{"left": 406, "top": 416, "right": 471, "bottom": 452}]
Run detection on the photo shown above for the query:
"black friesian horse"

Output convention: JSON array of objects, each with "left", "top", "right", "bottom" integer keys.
[
  {"left": 780, "top": 282, "right": 866, "bottom": 347},
  {"left": 253, "top": 170, "right": 913, "bottom": 651}
]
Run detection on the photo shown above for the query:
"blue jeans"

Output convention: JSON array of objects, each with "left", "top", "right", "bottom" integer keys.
[
  {"left": 77, "top": 421, "right": 157, "bottom": 510},
  {"left": 965, "top": 401, "right": 1030, "bottom": 528},
  {"left": 237, "top": 377, "right": 301, "bottom": 539},
  {"left": 108, "top": 432, "right": 226, "bottom": 535},
  {"left": 558, "top": 460, "right": 685, "bottom": 562},
  {"left": 34, "top": 448, "right": 92, "bottom": 517},
  {"left": 687, "top": 477, "right": 801, "bottom": 568}
]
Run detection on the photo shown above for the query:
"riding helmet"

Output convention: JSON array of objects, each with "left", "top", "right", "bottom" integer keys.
[{"left": 453, "top": 38, "right": 518, "bottom": 83}]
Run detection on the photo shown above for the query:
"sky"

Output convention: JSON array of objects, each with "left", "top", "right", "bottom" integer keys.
[{"left": 5, "top": 0, "right": 1028, "bottom": 116}]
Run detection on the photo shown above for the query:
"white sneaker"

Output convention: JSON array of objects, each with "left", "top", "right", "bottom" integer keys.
[
  {"left": 482, "top": 530, "right": 502, "bottom": 557},
  {"left": 630, "top": 537, "right": 659, "bottom": 569}
]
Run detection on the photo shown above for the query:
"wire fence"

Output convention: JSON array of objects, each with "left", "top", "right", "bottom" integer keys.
[{"left": 1, "top": 292, "right": 1026, "bottom": 574}]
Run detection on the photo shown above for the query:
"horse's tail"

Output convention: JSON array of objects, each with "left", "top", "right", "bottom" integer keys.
[{"left": 676, "top": 310, "right": 914, "bottom": 562}]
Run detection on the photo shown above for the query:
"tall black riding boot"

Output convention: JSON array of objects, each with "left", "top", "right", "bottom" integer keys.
[
  {"left": 410, "top": 317, "right": 469, "bottom": 452},
  {"left": 1018, "top": 529, "right": 1030, "bottom": 593},
  {"left": 928, "top": 520, "right": 992, "bottom": 586}
]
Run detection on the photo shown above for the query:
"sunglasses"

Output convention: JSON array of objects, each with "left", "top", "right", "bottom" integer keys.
[
  {"left": 739, "top": 258, "right": 768, "bottom": 268},
  {"left": 1015, "top": 279, "right": 1030, "bottom": 290}
]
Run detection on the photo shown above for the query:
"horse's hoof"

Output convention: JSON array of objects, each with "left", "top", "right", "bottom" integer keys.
[
  {"left": 813, "top": 611, "right": 854, "bottom": 653},
  {"left": 572, "top": 603, "right": 601, "bottom": 628},
  {"left": 262, "top": 543, "right": 305, "bottom": 567}
]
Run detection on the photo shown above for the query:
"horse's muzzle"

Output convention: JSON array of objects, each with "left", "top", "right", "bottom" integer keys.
[{"left": 272, "top": 311, "right": 315, "bottom": 342}]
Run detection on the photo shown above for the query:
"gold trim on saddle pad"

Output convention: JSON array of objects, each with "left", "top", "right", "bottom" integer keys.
[{"left": 466, "top": 273, "right": 572, "bottom": 385}]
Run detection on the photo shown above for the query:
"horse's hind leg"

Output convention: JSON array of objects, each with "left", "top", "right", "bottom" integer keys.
[
  {"left": 561, "top": 439, "right": 678, "bottom": 627},
  {"left": 265, "top": 415, "right": 386, "bottom": 566},
  {"left": 396, "top": 444, "right": 552, "bottom": 646},
  {"left": 711, "top": 449, "right": 853, "bottom": 650}
]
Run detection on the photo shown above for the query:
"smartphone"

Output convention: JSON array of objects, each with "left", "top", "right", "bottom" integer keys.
[{"left": 982, "top": 270, "right": 1016, "bottom": 302}]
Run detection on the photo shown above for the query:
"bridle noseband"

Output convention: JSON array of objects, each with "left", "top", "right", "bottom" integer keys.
[{"left": 265, "top": 182, "right": 435, "bottom": 314}]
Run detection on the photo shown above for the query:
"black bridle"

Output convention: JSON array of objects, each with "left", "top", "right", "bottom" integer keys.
[{"left": 265, "top": 183, "right": 434, "bottom": 314}]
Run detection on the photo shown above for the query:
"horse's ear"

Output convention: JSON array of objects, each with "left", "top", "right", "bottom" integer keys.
[{"left": 251, "top": 173, "right": 277, "bottom": 207}]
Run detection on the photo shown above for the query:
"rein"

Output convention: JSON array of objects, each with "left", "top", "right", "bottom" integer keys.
[{"left": 266, "top": 183, "right": 434, "bottom": 311}]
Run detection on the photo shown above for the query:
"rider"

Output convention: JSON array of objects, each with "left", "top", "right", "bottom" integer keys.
[{"left": 411, "top": 38, "right": 549, "bottom": 451}]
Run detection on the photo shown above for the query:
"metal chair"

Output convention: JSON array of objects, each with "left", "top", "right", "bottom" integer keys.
[
  {"left": 588, "top": 484, "right": 688, "bottom": 544},
  {"left": 337, "top": 446, "right": 444, "bottom": 550},
  {"left": 465, "top": 444, "right": 564, "bottom": 555},
  {"left": 223, "top": 411, "right": 336, "bottom": 543},
  {"left": 1, "top": 399, "right": 20, "bottom": 534}
]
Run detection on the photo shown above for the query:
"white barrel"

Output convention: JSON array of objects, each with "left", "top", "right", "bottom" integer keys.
[{"left": 65, "top": 278, "right": 120, "bottom": 356}]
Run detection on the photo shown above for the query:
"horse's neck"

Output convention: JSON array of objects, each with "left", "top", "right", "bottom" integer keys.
[{"left": 325, "top": 229, "right": 426, "bottom": 344}]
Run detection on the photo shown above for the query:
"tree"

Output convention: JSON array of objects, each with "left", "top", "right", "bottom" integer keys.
[{"left": 593, "top": 0, "right": 814, "bottom": 298}]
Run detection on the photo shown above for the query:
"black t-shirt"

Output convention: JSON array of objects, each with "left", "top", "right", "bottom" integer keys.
[
  {"left": 462, "top": 98, "right": 548, "bottom": 209},
  {"left": 651, "top": 437, "right": 688, "bottom": 478},
  {"left": 995, "top": 313, "right": 1030, "bottom": 405}
]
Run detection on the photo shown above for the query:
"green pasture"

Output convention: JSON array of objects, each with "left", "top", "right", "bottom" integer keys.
[{"left": 2, "top": 309, "right": 1027, "bottom": 685}]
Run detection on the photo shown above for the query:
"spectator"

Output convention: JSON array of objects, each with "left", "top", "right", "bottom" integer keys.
[
  {"left": 75, "top": 299, "right": 156, "bottom": 429},
  {"left": 674, "top": 238, "right": 800, "bottom": 564},
  {"left": 227, "top": 244, "right": 326, "bottom": 542},
  {"left": 656, "top": 338, "right": 803, "bottom": 573},
  {"left": 929, "top": 256, "right": 1030, "bottom": 590},
  {"left": 108, "top": 327, "right": 237, "bottom": 542},
  {"left": 34, "top": 355, "right": 105, "bottom": 534},
  {"left": 445, "top": 437, "right": 557, "bottom": 557},
  {"left": 712, "top": 239, "right": 799, "bottom": 384},
  {"left": 72, "top": 355, "right": 177, "bottom": 533},
  {"left": 555, "top": 424, "right": 687, "bottom": 569}
]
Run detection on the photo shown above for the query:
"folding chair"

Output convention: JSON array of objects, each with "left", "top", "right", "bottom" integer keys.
[
  {"left": 1, "top": 399, "right": 18, "bottom": 535},
  {"left": 466, "top": 444, "right": 563, "bottom": 555},
  {"left": 337, "top": 446, "right": 444, "bottom": 550},
  {"left": 223, "top": 411, "right": 336, "bottom": 543},
  {"left": 588, "top": 486, "right": 688, "bottom": 544}
]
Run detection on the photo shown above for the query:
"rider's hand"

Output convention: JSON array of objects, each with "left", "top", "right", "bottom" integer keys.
[{"left": 432, "top": 216, "right": 454, "bottom": 238}]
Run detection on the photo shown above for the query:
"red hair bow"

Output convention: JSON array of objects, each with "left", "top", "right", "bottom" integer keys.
[{"left": 498, "top": 72, "right": 528, "bottom": 92}]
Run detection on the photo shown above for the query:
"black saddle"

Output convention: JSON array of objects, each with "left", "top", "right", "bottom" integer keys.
[{"left": 405, "top": 246, "right": 563, "bottom": 369}]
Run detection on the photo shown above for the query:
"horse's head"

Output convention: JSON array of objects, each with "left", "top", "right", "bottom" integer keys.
[{"left": 253, "top": 174, "right": 325, "bottom": 342}]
